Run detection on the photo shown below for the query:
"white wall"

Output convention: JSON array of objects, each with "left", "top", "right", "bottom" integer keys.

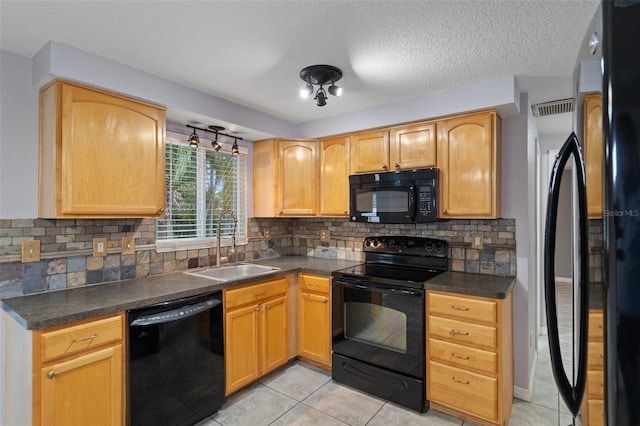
[
  {"left": 502, "top": 92, "right": 537, "bottom": 396},
  {"left": 0, "top": 51, "right": 39, "bottom": 218}
]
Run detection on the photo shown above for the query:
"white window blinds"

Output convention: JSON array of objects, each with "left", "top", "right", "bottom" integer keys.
[{"left": 156, "top": 136, "right": 247, "bottom": 251}]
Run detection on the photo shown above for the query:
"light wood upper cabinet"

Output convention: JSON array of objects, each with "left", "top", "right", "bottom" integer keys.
[
  {"left": 350, "top": 122, "right": 436, "bottom": 174},
  {"left": 437, "top": 111, "right": 501, "bottom": 219},
  {"left": 390, "top": 122, "right": 437, "bottom": 170},
  {"left": 39, "top": 80, "right": 166, "bottom": 218},
  {"left": 33, "top": 313, "right": 124, "bottom": 426},
  {"left": 320, "top": 136, "right": 350, "bottom": 217},
  {"left": 584, "top": 94, "right": 603, "bottom": 219},
  {"left": 350, "top": 130, "right": 391, "bottom": 173},
  {"left": 253, "top": 138, "right": 318, "bottom": 217}
]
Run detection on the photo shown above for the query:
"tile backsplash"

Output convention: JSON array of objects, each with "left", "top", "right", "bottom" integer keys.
[{"left": 0, "top": 217, "right": 516, "bottom": 298}]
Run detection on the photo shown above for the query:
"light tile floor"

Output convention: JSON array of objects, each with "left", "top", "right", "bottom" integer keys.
[{"left": 197, "top": 283, "right": 579, "bottom": 426}]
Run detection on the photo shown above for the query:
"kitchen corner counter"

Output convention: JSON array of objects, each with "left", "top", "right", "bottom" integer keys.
[
  {"left": 1, "top": 256, "right": 361, "bottom": 330},
  {"left": 425, "top": 271, "right": 515, "bottom": 299}
]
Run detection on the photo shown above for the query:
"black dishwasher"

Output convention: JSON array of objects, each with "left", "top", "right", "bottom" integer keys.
[{"left": 127, "top": 292, "right": 224, "bottom": 426}]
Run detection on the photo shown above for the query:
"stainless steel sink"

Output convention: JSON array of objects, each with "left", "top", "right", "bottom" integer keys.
[{"left": 184, "top": 263, "right": 280, "bottom": 282}]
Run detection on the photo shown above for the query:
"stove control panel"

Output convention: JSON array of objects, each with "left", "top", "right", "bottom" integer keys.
[{"left": 363, "top": 236, "right": 448, "bottom": 258}]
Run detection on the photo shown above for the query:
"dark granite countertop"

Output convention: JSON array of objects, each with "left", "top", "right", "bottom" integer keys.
[
  {"left": 1, "top": 256, "right": 360, "bottom": 330},
  {"left": 425, "top": 271, "right": 516, "bottom": 299},
  {"left": 1, "top": 256, "right": 518, "bottom": 330}
]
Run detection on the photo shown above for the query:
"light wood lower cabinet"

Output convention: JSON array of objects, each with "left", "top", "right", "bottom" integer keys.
[
  {"left": 224, "top": 278, "right": 288, "bottom": 395},
  {"left": 584, "top": 94, "right": 603, "bottom": 219},
  {"left": 33, "top": 313, "right": 125, "bottom": 426},
  {"left": 581, "top": 310, "right": 604, "bottom": 426},
  {"left": 427, "top": 291, "right": 513, "bottom": 425},
  {"left": 297, "top": 274, "right": 332, "bottom": 367}
]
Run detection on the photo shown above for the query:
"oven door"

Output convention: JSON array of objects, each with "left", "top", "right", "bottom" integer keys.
[{"left": 332, "top": 278, "right": 425, "bottom": 378}]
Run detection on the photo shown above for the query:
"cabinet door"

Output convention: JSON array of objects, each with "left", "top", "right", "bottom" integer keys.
[
  {"left": 350, "top": 130, "right": 390, "bottom": 173},
  {"left": 279, "top": 140, "right": 318, "bottom": 216},
  {"left": 40, "top": 81, "right": 165, "bottom": 218},
  {"left": 298, "top": 291, "right": 331, "bottom": 366},
  {"left": 390, "top": 122, "right": 437, "bottom": 170},
  {"left": 584, "top": 94, "right": 603, "bottom": 218},
  {"left": 437, "top": 111, "right": 501, "bottom": 218},
  {"left": 39, "top": 345, "right": 123, "bottom": 426},
  {"left": 225, "top": 304, "right": 260, "bottom": 395},
  {"left": 261, "top": 295, "right": 288, "bottom": 374},
  {"left": 320, "top": 136, "right": 350, "bottom": 216}
]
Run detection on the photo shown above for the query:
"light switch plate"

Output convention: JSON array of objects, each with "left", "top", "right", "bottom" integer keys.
[
  {"left": 93, "top": 238, "right": 108, "bottom": 257},
  {"left": 263, "top": 229, "right": 270, "bottom": 239},
  {"left": 22, "top": 240, "right": 41, "bottom": 263},
  {"left": 471, "top": 233, "right": 484, "bottom": 249},
  {"left": 320, "top": 229, "right": 331, "bottom": 242},
  {"left": 122, "top": 237, "right": 135, "bottom": 255}
]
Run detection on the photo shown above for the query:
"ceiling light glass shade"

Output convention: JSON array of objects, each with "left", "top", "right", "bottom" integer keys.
[
  {"left": 300, "top": 82, "right": 313, "bottom": 99},
  {"left": 328, "top": 83, "right": 342, "bottom": 97},
  {"left": 315, "top": 87, "right": 327, "bottom": 107},
  {"left": 231, "top": 139, "right": 239, "bottom": 156},
  {"left": 188, "top": 129, "right": 199, "bottom": 148}
]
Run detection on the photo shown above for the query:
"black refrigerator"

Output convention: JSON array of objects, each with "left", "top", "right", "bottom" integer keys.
[{"left": 544, "top": 1, "right": 640, "bottom": 425}]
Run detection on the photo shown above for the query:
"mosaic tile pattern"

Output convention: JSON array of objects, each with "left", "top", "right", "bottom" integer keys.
[{"left": 0, "top": 217, "right": 517, "bottom": 298}]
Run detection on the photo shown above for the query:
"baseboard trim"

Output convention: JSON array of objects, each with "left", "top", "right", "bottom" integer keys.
[{"left": 514, "top": 349, "right": 537, "bottom": 402}]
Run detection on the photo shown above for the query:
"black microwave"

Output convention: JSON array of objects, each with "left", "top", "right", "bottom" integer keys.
[{"left": 349, "top": 168, "right": 438, "bottom": 224}]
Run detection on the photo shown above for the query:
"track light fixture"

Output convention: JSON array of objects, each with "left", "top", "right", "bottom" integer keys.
[
  {"left": 299, "top": 65, "right": 343, "bottom": 107},
  {"left": 231, "top": 138, "right": 239, "bottom": 156},
  {"left": 185, "top": 125, "right": 242, "bottom": 151},
  {"left": 188, "top": 128, "right": 200, "bottom": 148}
]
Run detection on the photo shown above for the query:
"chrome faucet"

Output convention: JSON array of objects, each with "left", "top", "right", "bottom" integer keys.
[{"left": 216, "top": 208, "right": 237, "bottom": 267}]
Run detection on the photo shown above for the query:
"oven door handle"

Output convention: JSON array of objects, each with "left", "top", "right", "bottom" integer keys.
[{"left": 333, "top": 279, "right": 422, "bottom": 296}]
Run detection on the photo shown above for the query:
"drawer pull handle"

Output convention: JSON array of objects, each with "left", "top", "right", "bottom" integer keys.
[
  {"left": 452, "top": 353, "right": 470, "bottom": 360},
  {"left": 451, "top": 305, "right": 469, "bottom": 311},
  {"left": 451, "top": 329, "right": 469, "bottom": 336},
  {"left": 308, "top": 282, "right": 319, "bottom": 286},
  {"left": 47, "top": 370, "right": 56, "bottom": 380},
  {"left": 73, "top": 334, "right": 98, "bottom": 343},
  {"left": 255, "top": 291, "right": 267, "bottom": 296},
  {"left": 452, "top": 377, "right": 470, "bottom": 385}
]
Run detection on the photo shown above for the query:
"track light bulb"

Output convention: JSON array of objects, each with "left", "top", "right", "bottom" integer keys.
[
  {"left": 188, "top": 129, "right": 199, "bottom": 148},
  {"left": 300, "top": 82, "right": 313, "bottom": 99},
  {"left": 231, "top": 139, "right": 239, "bottom": 156},
  {"left": 328, "top": 83, "right": 342, "bottom": 97}
]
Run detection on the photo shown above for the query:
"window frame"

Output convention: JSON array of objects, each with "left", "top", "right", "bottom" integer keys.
[{"left": 156, "top": 131, "right": 248, "bottom": 253}]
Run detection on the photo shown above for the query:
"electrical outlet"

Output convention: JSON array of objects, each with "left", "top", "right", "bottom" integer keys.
[
  {"left": 320, "top": 229, "right": 331, "bottom": 242},
  {"left": 263, "top": 229, "right": 270, "bottom": 239},
  {"left": 93, "top": 238, "right": 108, "bottom": 257},
  {"left": 122, "top": 237, "right": 135, "bottom": 255},
  {"left": 471, "top": 232, "right": 483, "bottom": 249},
  {"left": 21, "top": 240, "right": 41, "bottom": 263}
]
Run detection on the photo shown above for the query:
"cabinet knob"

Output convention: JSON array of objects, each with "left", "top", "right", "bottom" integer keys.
[
  {"left": 395, "top": 163, "right": 400, "bottom": 169},
  {"left": 266, "top": 304, "right": 271, "bottom": 310},
  {"left": 47, "top": 370, "right": 56, "bottom": 380},
  {"left": 382, "top": 164, "right": 388, "bottom": 170},
  {"left": 343, "top": 210, "right": 348, "bottom": 215},
  {"left": 443, "top": 209, "right": 448, "bottom": 214},
  {"left": 256, "top": 306, "right": 260, "bottom": 311},
  {"left": 322, "top": 298, "right": 327, "bottom": 304},
  {"left": 159, "top": 207, "right": 165, "bottom": 213}
]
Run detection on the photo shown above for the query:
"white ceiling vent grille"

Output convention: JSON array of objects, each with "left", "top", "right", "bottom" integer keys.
[{"left": 532, "top": 98, "right": 575, "bottom": 117}]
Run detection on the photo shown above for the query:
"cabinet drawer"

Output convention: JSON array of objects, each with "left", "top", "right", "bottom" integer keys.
[
  {"left": 428, "top": 360, "right": 498, "bottom": 423},
  {"left": 224, "top": 278, "right": 288, "bottom": 310},
  {"left": 587, "top": 399, "right": 605, "bottom": 426},
  {"left": 428, "top": 338, "right": 497, "bottom": 375},
  {"left": 587, "top": 370, "right": 604, "bottom": 400},
  {"left": 299, "top": 274, "right": 330, "bottom": 294},
  {"left": 428, "top": 292, "right": 497, "bottom": 324},
  {"left": 588, "top": 312, "right": 604, "bottom": 340},
  {"left": 38, "top": 314, "right": 123, "bottom": 363},
  {"left": 428, "top": 315, "right": 497, "bottom": 350},
  {"left": 587, "top": 341, "right": 604, "bottom": 370}
]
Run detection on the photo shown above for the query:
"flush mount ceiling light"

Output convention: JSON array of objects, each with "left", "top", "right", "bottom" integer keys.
[
  {"left": 185, "top": 125, "right": 242, "bottom": 151},
  {"left": 299, "top": 65, "right": 343, "bottom": 107}
]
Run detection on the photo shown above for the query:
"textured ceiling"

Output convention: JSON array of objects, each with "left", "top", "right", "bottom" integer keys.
[{"left": 1, "top": 0, "right": 599, "bottom": 133}]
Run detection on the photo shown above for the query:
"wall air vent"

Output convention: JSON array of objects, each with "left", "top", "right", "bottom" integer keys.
[{"left": 532, "top": 98, "right": 575, "bottom": 117}]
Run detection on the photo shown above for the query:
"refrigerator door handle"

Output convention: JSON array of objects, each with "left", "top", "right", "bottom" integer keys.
[{"left": 543, "top": 132, "right": 590, "bottom": 417}]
